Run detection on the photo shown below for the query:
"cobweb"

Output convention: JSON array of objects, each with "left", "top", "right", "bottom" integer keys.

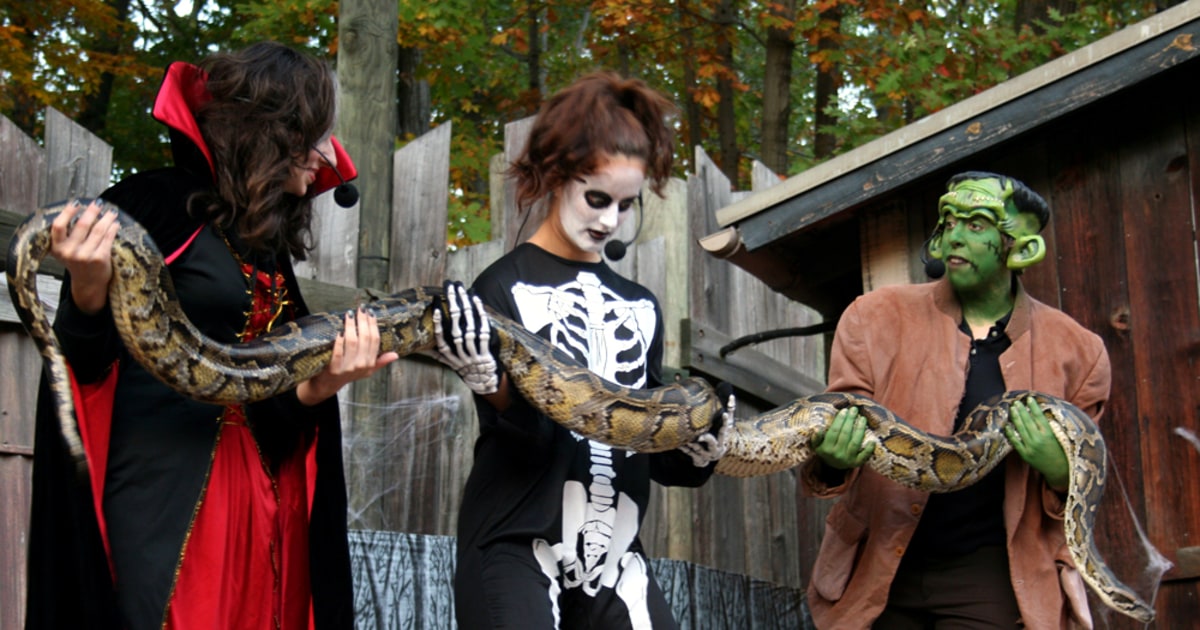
[
  {"left": 339, "top": 394, "right": 466, "bottom": 532},
  {"left": 1173, "top": 426, "right": 1200, "bottom": 454},
  {"left": 1089, "top": 441, "right": 1173, "bottom": 629}
]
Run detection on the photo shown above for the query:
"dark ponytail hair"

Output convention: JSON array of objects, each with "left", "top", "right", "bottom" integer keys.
[{"left": 509, "top": 71, "right": 677, "bottom": 213}]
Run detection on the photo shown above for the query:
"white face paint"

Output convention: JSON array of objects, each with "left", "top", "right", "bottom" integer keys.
[
  {"left": 554, "top": 154, "right": 646, "bottom": 260},
  {"left": 284, "top": 135, "right": 335, "bottom": 197}
]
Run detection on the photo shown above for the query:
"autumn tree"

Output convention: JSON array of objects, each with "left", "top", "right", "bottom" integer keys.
[
  {"left": 810, "top": 0, "right": 1161, "bottom": 160},
  {"left": 1, "top": 0, "right": 140, "bottom": 137},
  {"left": 1, "top": 0, "right": 1169, "bottom": 241}
]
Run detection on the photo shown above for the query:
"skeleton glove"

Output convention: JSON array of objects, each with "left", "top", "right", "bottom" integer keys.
[
  {"left": 434, "top": 280, "right": 500, "bottom": 396},
  {"left": 680, "top": 383, "right": 735, "bottom": 467}
]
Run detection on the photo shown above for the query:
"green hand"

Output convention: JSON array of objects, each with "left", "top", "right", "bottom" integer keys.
[
  {"left": 813, "top": 406, "right": 875, "bottom": 470},
  {"left": 1004, "top": 396, "right": 1070, "bottom": 491}
]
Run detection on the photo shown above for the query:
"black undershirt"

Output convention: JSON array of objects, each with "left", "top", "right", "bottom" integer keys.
[{"left": 904, "top": 312, "right": 1012, "bottom": 559}]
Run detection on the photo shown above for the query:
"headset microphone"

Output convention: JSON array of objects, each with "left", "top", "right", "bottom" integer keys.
[
  {"left": 604, "top": 197, "right": 644, "bottom": 261},
  {"left": 313, "top": 145, "right": 359, "bottom": 208},
  {"left": 603, "top": 237, "right": 630, "bottom": 261},
  {"left": 920, "top": 234, "right": 945, "bottom": 279}
]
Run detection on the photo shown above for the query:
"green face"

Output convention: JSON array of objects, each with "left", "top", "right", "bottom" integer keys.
[
  {"left": 929, "top": 176, "right": 1046, "bottom": 277},
  {"left": 938, "top": 211, "right": 1008, "bottom": 293}
]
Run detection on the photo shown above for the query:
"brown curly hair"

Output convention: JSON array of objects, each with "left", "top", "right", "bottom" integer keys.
[
  {"left": 508, "top": 71, "right": 677, "bottom": 214},
  {"left": 192, "top": 42, "right": 337, "bottom": 260}
]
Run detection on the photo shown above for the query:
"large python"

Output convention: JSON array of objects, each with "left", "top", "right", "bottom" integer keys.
[{"left": 6, "top": 199, "right": 1153, "bottom": 623}]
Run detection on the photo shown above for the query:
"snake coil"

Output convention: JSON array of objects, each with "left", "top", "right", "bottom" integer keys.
[{"left": 6, "top": 199, "right": 1153, "bottom": 623}]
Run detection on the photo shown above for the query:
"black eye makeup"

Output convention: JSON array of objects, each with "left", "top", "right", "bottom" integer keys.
[{"left": 583, "top": 190, "right": 639, "bottom": 212}]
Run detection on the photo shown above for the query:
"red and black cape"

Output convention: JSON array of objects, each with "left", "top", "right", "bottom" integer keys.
[{"left": 25, "top": 60, "right": 358, "bottom": 630}]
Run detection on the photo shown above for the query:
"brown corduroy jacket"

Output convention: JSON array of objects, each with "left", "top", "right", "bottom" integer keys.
[{"left": 802, "top": 278, "right": 1111, "bottom": 630}]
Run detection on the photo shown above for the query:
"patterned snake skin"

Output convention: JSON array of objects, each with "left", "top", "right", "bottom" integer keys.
[{"left": 6, "top": 199, "right": 1153, "bottom": 623}]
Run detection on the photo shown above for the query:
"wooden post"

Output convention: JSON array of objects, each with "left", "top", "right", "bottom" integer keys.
[
  {"left": 337, "top": 0, "right": 397, "bottom": 289},
  {"left": 337, "top": 0, "right": 399, "bottom": 530}
]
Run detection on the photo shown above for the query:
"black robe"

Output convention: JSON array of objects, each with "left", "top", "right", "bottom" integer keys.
[{"left": 25, "top": 60, "right": 356, "bottom": 630}]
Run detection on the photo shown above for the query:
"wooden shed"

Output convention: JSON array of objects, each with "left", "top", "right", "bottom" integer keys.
[{"left": 700, "top": 3, "right": 1200, "bottom": 626}]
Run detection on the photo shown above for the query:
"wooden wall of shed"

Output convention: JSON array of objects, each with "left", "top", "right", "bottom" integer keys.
[
  {"left": 850, "top": 66, "right": 1199, "bottom": 627},
  {"left": 0, "top": 108, "right": 820, "bottom": 628}
]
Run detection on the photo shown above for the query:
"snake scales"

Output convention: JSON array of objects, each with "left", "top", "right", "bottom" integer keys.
[{"left": 6, "top": 199, "right": 1152, "bottom": 623}]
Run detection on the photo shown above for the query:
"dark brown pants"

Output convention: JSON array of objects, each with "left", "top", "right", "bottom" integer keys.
[{"left": 873, "top": 544, "right": 1022, "bottom": 629}]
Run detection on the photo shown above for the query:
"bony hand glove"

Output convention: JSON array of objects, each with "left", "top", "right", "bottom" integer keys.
[
  {"left": 1004, "top": 395, "right": 1070, "bottom": 491},
  {"left": 680, "top": 383, "right": 735, "bottom": 468},
  {"left": 434, "top": 280, "right": 500, "bottom": 396},
  {"left": 812, "top": 406, "right": 875, "bottom": 470}
]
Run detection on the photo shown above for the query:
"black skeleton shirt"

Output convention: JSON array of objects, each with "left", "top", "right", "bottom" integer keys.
[{"left": 455, "top": 243, "right": 713, "bottom": 624}]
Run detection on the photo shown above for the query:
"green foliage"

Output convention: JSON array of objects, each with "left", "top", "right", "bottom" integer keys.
[
  {"left": 0, "top": 0, "right": 260, "bottom": 178},
  {"left": 235, "top": 0, "right": 339, "bottom": 53},
  {"left": 816, "top": 0, "right": 1161, "bottom": 156},
  {"left": 1, "top": 0, "right": 129, "bottom": 132},
  {"left": 448, "top": 197, "right": 492, "bottom": 250}
]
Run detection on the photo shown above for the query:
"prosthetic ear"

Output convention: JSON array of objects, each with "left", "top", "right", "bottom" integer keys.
[
  {"left": 1007, "top": 234, "right": 1046, "bottom": 269},
  {"left": 927, "top": 231, "right": 945, "bottom": 260}
]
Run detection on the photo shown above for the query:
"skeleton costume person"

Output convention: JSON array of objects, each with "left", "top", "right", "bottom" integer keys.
[{"left": 435, "top": 72, "right": 733, "bottom": 629}]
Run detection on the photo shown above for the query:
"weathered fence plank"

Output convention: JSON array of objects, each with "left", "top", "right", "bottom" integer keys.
[
  {"left": 0, "top": 114, "right": 44, "bottom": 214},
  {"left": 501, "top": 117, "right": 536, "bottom": 250},
  {"left": 41, "top": 108, "right": 112, "bottom": 205}
]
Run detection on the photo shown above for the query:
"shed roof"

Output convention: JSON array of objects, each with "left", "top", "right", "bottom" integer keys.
[{"left": 701, "top": 1, "right": 1200, "bottom": 316}]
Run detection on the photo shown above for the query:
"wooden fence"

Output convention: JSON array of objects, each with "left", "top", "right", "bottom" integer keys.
[{"left": 0, "top": 110, "right": 827, "bottom": 628}]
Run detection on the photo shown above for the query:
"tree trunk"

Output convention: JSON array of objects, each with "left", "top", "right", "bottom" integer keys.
[
  {"left": 760, "top": 0, "right": 796, "bottom": 175},
  {"left": 77, "top": 0, "right": 134, "bottom": 135},
  {"left": 715, "top": 0, "right": 739, "bottom": 183},
  {"left": 526, "top": 3, "right": 544, "bottom": 98},
  {"left": 339, "top": 0, "right": 399, "bottom": 292},
  {"left": 813, "top": 3, "right": 842, "bottom": 160},
  {"left": 678, "top": 0, "right": 704, "bottom": 161},
  {"left": 397, "top": 47, "right": 430, "bottom": 139}
]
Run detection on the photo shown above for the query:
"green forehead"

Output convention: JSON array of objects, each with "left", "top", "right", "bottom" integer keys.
[{"left": 938, "top": 177, "right": 1020, "bottom": 233}]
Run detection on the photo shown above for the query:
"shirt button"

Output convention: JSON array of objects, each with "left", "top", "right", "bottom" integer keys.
[
  {"left": 910, "top": 503, "right": 921, "bottom": 515},
  {"left": 895, "top": 546, "right": 905, "bottom": 557}
]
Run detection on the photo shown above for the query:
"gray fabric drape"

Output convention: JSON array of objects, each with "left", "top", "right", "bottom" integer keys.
[{"left": 349, "top": 530, "right": 810, "bottom": 629}]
